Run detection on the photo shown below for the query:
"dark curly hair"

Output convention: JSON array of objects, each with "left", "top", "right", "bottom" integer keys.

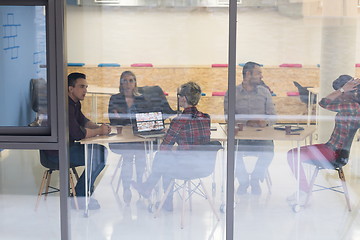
[{"left": 332, "top": 75, "right": 353, "bottom": 90}]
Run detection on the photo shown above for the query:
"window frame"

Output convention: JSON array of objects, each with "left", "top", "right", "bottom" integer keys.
[{"left": 0, "top": 0, "right": 59, "bottom": 145}]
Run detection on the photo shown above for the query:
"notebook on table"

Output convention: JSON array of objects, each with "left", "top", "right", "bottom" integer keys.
[{"left": 132, "top": 111, "right": 166, "bottom": 138}]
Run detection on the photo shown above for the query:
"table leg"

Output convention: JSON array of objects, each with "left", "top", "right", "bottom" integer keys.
[
  {"left": 291, "top": 139, "right": 308, "bottom": 212},
  {"left": 233, "top": 141, "right": 239, "bottom": 202},
  {"left": 221, "top": 141, "right": 226, "bottom": 193},
  {"left": 307, "top": 91, "right": 311, "bottom": 126},
  {"left": 220, "top": 140, "right": 227, "bottom": 213},
  {"left": 89, "top": 144, "right": 94, "bottom": 195},
  {"left": 296, "top": 141, "right": 301, "bottom": 209},
  {"left": 84, "top": 144, "right": 94, "bottom": 217},
  {"left": 84, "top": 143, "right": 89, "bottom": 217}
]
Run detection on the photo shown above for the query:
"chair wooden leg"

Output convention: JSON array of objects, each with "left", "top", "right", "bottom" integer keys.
[
  {"left": 338, "top": 168, "right": 351, "bottom": 212},
  {"left": 69, "top": 170, "right": 79, "bottom": 210},
  {"left": 154, "top": 180, "right": 174, "bottom": 218},
  {"left": 181, "top": 180, "right": 187, "bottom": 229},
  {"left": 44, "top": 170, "right": 53, "bottom": 200},
  {"left": 305, "top": 166, "right": 319, "bottom": 206},
  {"left": 200, "top": 180, "right": 220, "bottom": 221},
  {"left": 35, "top": 170, "right": 49, "bottom": 211},
  {"left": 72, "top": 167, "right": 80, "bottom": 181}
]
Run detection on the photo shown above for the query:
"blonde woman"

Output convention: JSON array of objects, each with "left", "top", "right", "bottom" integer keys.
[{"left": 108, "top": 71, "right": 148, "bottom": 204}]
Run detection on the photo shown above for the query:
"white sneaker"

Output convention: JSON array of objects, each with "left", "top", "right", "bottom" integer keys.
[{"left": 286, "top": 191, "right": 309, "bottom": 206}]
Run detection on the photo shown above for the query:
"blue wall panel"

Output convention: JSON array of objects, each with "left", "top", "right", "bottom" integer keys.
[{"left": 0, "top": 6, "right": 46, "bottom": 126}]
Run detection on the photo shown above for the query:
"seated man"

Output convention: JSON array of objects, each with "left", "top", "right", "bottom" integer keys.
[
  {"left": 287, "top": 75, "right": 360, "bottom": 205},
  {"left": 44, "top": 72, "right": 111, "bottom": 209},
  {"left": 224, "top": 61, "right": 276, "bottom": 195},
  {"left": 133, "top": 81, "right": 211, "bottom": 211}
]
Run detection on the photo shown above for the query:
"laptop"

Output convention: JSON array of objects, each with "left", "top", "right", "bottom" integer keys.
[{"left": 132, "top": 111, "right": 166, "bottom": 138}]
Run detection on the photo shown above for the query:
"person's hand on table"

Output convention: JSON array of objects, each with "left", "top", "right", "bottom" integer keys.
[
  {"left": 246, "top": 120, "right": 267, "bottom": 128},
  {"left": 99, "top": 124, "right": 111, "bottom": 135}
]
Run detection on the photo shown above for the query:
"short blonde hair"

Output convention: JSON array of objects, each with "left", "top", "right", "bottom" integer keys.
[{"left": 179, "top": 81, "right": 202, "bottom": 106}]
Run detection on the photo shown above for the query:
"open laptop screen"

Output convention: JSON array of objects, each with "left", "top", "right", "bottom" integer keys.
[{"left": 133, "top": 111, "right": 165, "bottom": 133}]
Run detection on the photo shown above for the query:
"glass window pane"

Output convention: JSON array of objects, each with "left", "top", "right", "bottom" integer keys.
[
  {"left": 233, "top": 1, "right": 360, "bottom": 239},
  {"left": 0, "top": 6, "right": 47, "bottom": 127},
  {"left": 67, "top": 1, "right": 228, "bottom": 239}
]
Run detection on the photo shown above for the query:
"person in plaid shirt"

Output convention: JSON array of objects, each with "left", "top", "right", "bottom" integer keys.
[
  {"left": 287, "top": 75, "right": 360, "bottom": 205},
  {"left": 160, "top": 107, "right": 210, "bottom": 151},
  {"left": 133, "top": 81, "right": 210, "bottom": 211}
]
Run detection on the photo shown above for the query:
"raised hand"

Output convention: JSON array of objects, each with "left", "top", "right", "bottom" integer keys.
[{"left": 342, "top": 78, "right": 360, "bottom": 92}]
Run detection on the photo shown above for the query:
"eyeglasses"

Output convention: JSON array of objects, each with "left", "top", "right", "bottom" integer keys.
[{"left": 122, "top": 79, "right": 135, "bottom": 83}]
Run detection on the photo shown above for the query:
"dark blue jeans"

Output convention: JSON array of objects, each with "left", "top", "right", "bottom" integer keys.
[{"left": 46, "top": 143, "right": 105, "bottom": 196}]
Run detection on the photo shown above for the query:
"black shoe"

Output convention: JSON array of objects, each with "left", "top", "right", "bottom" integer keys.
[
  {"left": 123, "top": 188, "right": 132, "bottom": 204},
  {"left": 73, "top": 197, "right": 101, "bottom": 210},
  {"left": 250, "top": 179, "right": 262, "bottom": 195}
]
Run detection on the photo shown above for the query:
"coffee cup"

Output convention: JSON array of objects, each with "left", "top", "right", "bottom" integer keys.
[
  {"left": 116, "top": 126, "right": 123, "bottom": 135},
  {"left": 237, "top": 123, "right": 244, "bottom": 131},
  {"left": 285, "top": 125, "right": 291, "bottom": 135},
  {"left": 234, "top": 126, "right": 239, "bottom": 135}
]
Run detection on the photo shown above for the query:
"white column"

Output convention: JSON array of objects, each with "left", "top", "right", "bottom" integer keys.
[{"left": 318, "top": 0, "right": 357, "bottom": 142}]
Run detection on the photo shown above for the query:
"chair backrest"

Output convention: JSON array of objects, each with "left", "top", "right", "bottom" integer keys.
[
  {"left": 39, "top": 150, "right": 59, "bottom": 170},
  {"left": 170, "top": 141, "right": 223, "bottom": 180},
  {"left": 334, "top": 128, "right": 358, "bottom": 168},
  {"left": 138, "top": 86, "right": 177, "bottom": 118},
  {"left": 293, "top": 81, "right": 316, "bottom": 105}
]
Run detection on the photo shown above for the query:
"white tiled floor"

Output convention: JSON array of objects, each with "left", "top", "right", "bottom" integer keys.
[{"left": 1, "top": 140, "right": 360, "bottom": 239}]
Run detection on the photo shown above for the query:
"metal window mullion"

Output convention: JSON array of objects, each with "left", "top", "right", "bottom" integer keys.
[
  {"left": 53, "top": 0, "right": 71, "bottom": 239},
  {"left": 226, "top": 0, "right": 237, "bottom": 240}
]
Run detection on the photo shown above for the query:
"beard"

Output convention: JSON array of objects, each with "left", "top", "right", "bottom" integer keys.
[{"left": 250, "top": 80, "right": 260, "bottom": 87}]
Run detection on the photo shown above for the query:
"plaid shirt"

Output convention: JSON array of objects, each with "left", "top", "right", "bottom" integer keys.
[
  {"left": 160, "top": 107, "right": 211, "bottom": 151},
  {"left": 319, "top": 98, "right": 360, "bottom": 150}
]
